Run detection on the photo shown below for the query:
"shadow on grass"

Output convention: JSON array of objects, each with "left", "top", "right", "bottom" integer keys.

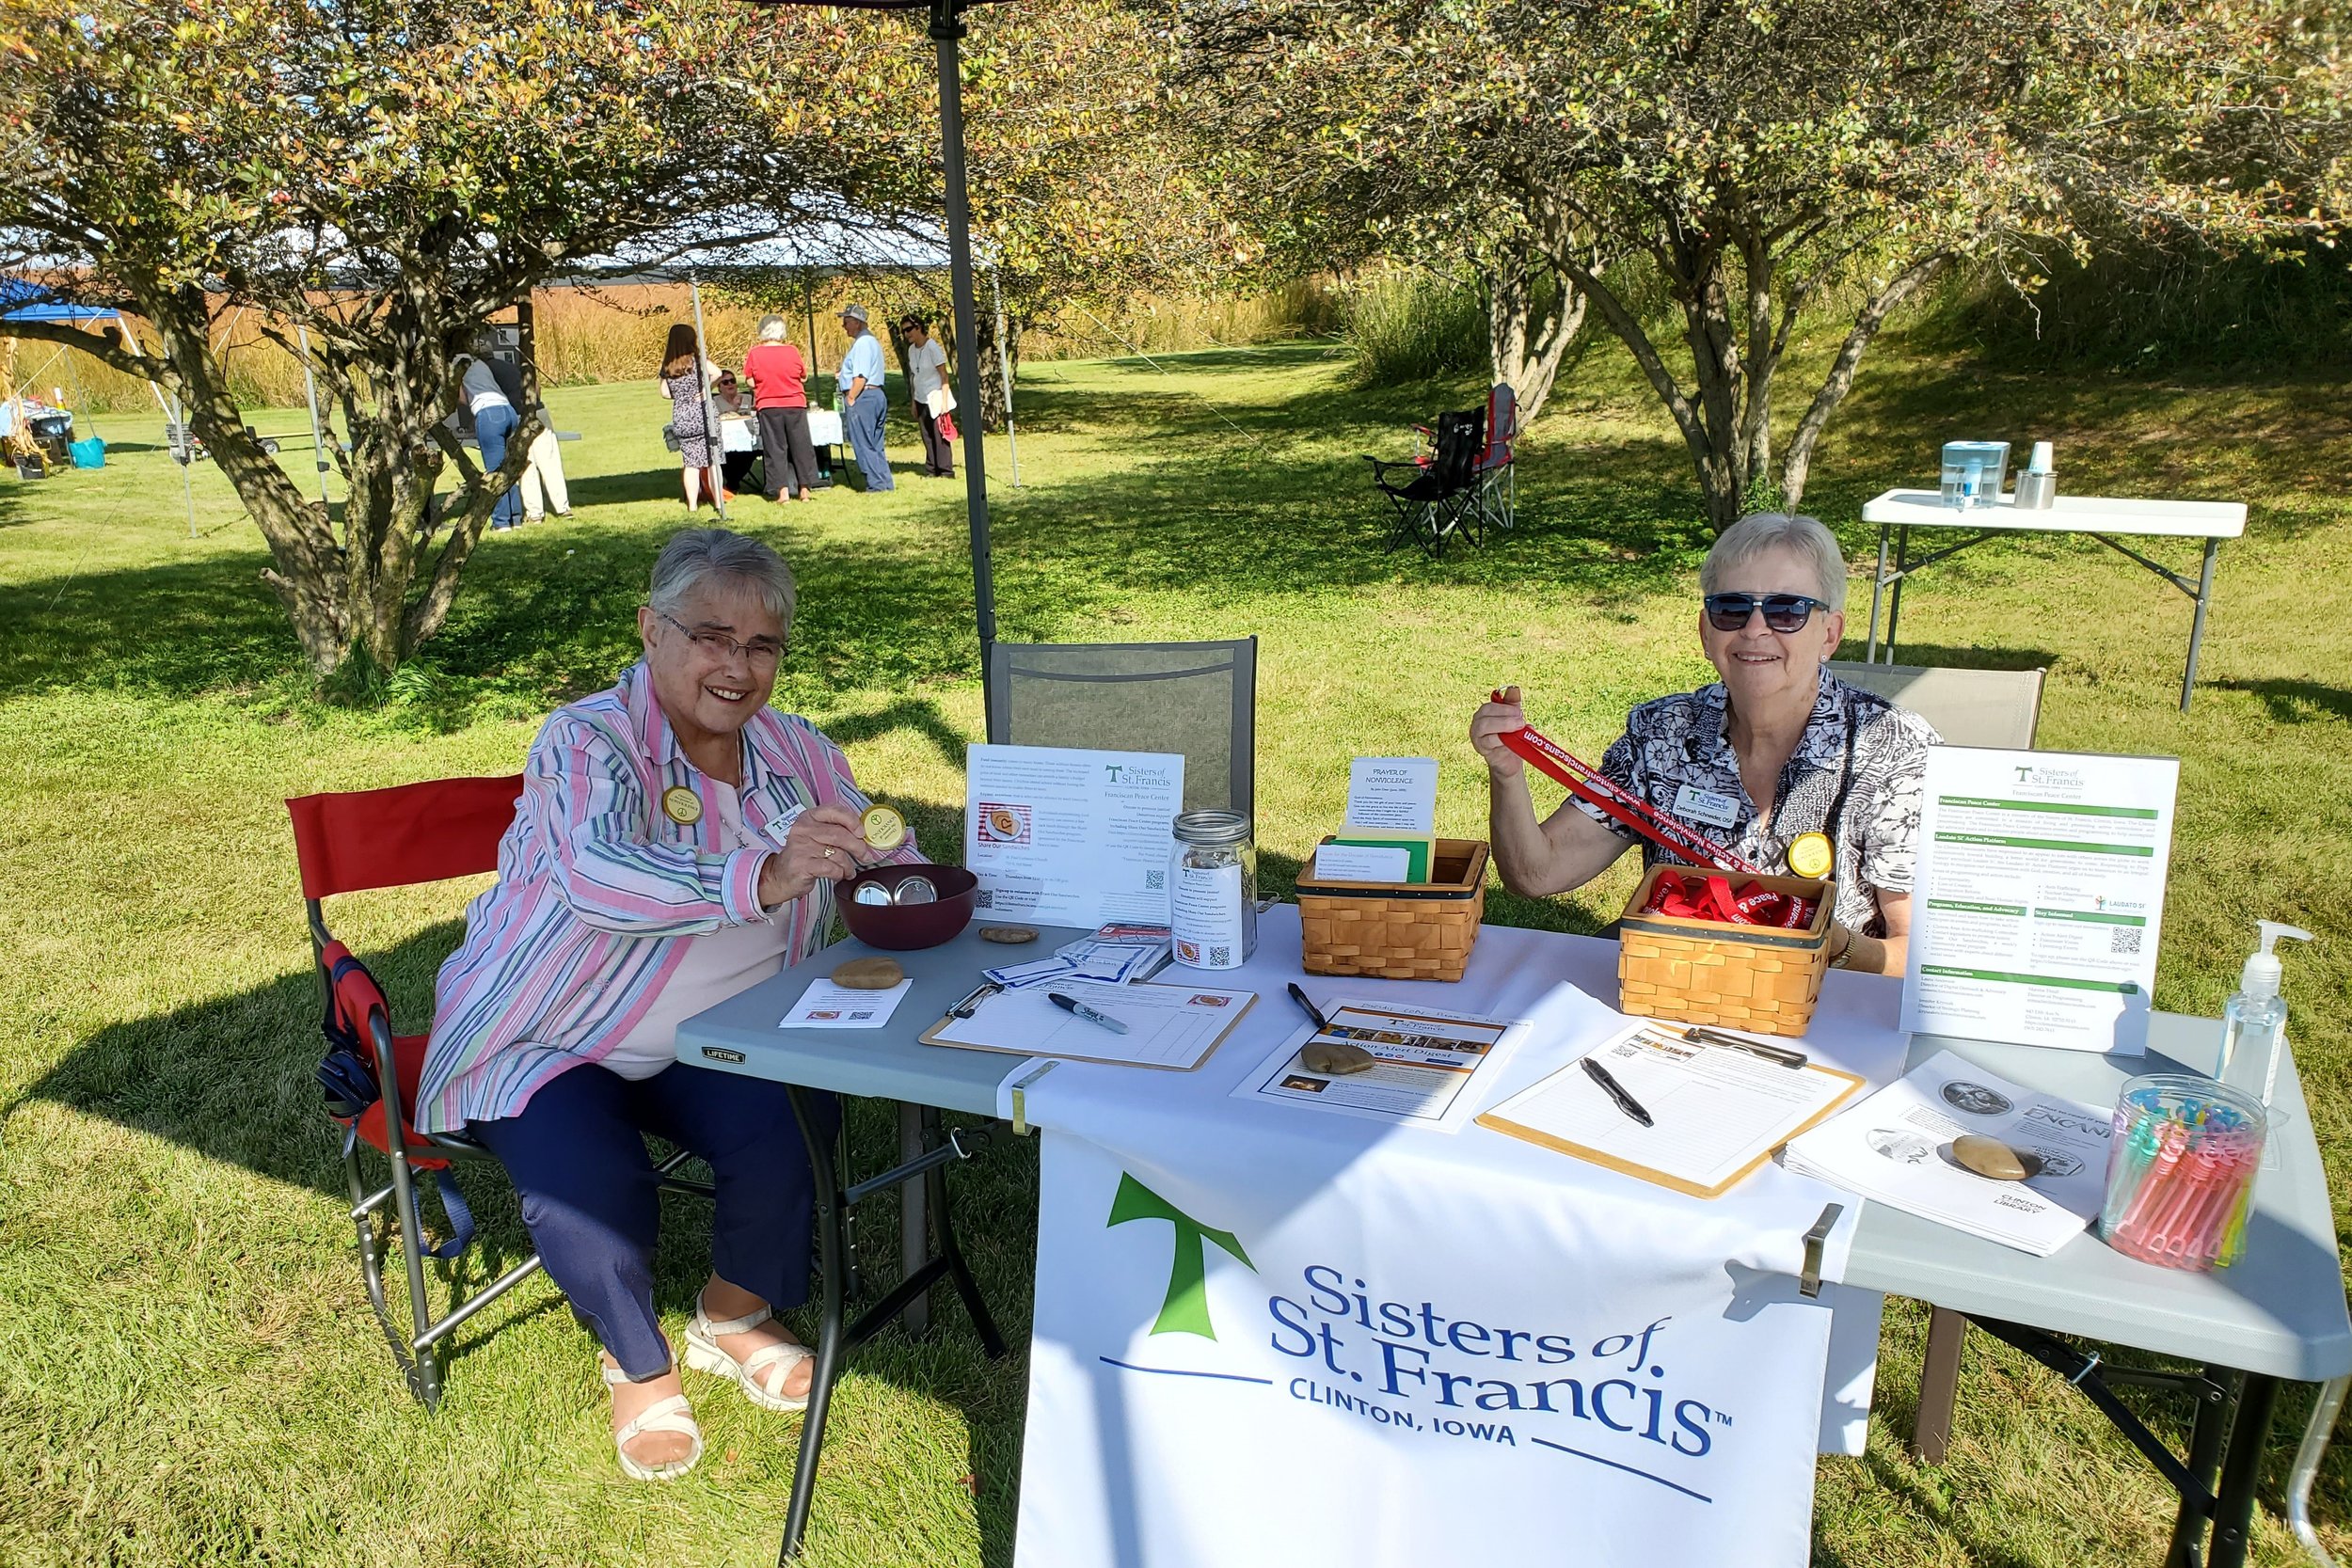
[
  {"left": 2210, "top": 677, "right": 2352, "bottom": 726},
  {"left": 14, "top": 915, "right": 1035, "bottom": 1566}
]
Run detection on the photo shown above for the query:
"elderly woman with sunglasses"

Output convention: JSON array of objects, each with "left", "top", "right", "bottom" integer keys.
[
  {"left": 1471, "top": 513, "right": 1937, "bottom": 975},
  {"left": 418, "top": 528, "right": 926, "bottom": 1482}
]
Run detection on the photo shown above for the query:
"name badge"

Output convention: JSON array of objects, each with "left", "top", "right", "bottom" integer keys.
[{"left": 1672, "top": 784, "right": 1741, "bottom": 830}]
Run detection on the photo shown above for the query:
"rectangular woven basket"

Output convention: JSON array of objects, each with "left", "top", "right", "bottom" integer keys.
[
  {"left": 1296, "top": 837, "right": 1489, "bottom": 982},
  {"left": 1616, "top": 864, "right": 1835, "bottom": 1037}
]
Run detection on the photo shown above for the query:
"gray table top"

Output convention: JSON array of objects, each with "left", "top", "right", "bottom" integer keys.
[
  {"left": 678, "top": 921, "right": 1095, "bottom": 1117},
  {"left": 676, "top": 921, "right": 2350, "bottom": 1381},
  {"left": 1845, "top": 1017, "right": 2350, "bottom": 1380}
]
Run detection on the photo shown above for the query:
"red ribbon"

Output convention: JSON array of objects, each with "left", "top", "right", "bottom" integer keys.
[
  {"left": 1490, "top": 694, "right": 1761, "bottom": 875},
  {"left": 1640, "top": 870, "right": 1819, "bottom": 929}
]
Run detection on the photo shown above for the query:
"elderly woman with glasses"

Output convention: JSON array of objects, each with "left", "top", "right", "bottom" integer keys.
[
  {"left": 1471, "top": 513, "right": 1937, "bottom": 975},
  {"left": 418, "top": 528, "right": 926, "bottom": 1481}
]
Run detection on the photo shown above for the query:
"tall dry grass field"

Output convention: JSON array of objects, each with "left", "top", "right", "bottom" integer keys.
[{"left": 15, "top": 275, "right": 1342, "bottom": 421}]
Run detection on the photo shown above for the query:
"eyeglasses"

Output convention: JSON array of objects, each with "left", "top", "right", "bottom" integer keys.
[
  {"left": 659, "top": 611, "right": 785, "bottom": 667},
  {"left": 1704, "top": 593, "right": 1828, "bottom": 633}
]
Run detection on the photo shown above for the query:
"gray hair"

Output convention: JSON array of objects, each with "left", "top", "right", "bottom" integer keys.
[
  {"left": 1700, "top": 513, "right": 1848, "bottom": 612},
  {"left": 649, "top": 528, "right": 797, "bottom": 627},
  {"left": 756, "top": 314, "right": 787, "bottom": 342}
]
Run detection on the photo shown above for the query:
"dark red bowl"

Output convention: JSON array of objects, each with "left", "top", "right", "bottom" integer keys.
[{"left": 838, "top": 863, "right": 978, "bottom": 950}]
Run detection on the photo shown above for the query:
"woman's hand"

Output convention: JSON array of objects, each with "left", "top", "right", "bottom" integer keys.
[
  {"left": 755, "top": 805, "right": 876, "bottom": 911},
  {"left": 1470, "top": 685, "right": 1529, "bottom": 779}
]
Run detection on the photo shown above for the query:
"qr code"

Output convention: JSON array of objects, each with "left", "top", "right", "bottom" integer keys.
[
  {"left": 2111, "top": 927, "right": 2142, "bottom": 955},
  {"left": 976, "top": 888, "right": 994, "bottom": 908},
  {"left": 1209, "top": 944, "right": 1232, "bottom": 966},
  {"left": 1145, "top": 870, "right": 1165, "bottom": 891}
]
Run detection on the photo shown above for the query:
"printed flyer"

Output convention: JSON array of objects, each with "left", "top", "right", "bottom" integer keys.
[{"left": 1902, "top": 748, "right": 2178, "bottom": 1053}]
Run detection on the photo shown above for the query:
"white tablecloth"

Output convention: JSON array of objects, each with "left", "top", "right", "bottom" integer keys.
[{"left": 1002, "top": 908, "right": 1910, "bottom": 1568}]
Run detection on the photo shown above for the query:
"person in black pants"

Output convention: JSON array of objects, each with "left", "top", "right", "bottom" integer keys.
[
  {"left": 902, "top": 316, "right": 955, "bottom": 479},
  {"left": 743, "top": 315, "right": 819, "bottom": 502}
]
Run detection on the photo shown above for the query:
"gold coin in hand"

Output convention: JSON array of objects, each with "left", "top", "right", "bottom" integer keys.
[{"left": 861, "top": 803, "right": 907, "bottom": 851}]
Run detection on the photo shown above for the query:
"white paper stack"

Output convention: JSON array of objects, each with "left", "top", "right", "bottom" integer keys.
[
  {"left": 985, "top": 923, "right": 1173, "bottom": 990},
  {"left": 1781, "top": 1052, "right": 2111, "bottom": 1257}
]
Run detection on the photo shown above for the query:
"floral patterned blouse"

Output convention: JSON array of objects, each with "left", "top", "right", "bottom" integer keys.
[{"left": 1576, "top": 669, "right": 1938, "bottom": 935}]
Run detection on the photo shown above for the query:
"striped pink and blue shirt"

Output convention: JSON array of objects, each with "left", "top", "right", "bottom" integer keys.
[{"left": 419, "top": 661, "right": 921, "bottom": 1132}]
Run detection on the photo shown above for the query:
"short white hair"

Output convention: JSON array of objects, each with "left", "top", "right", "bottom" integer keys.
[
  {"left": 649, "top": 528, "right": 796, "bottom": 627},
  {"left": 1700, "top": 513, "right": 1848, "bottom": 612},
  {"left": 757, "top": 314, "right": 787, "bottom": 341}
]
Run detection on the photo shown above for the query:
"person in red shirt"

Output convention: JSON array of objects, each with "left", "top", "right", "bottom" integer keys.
[{"left": 742, "top": 316, "right": 818, "bottom": 502}]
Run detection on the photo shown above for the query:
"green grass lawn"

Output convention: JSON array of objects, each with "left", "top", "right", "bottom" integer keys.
[{"left": 2, "top": 334, "right": 2347, "bottom": 1567}]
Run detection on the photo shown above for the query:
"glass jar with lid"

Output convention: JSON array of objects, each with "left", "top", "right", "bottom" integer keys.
[{"left": 1169, "top": 809, "right": 1257, "bottom": 970}]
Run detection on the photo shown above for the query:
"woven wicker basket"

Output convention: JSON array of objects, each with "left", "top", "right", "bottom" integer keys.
[
  {"left": 1616, "top": 864, "right": 1835, "bottom": 1037},
  {"left": 1296, "top": 837, "right": 1489, "bottom": 982}
]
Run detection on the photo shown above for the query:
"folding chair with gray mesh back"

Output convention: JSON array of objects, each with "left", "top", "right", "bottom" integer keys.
[
  {"left": 1828, "top": 658, "right": 2046, "bottom": 1465},
  {"left": 985, "top": 639, "right": 1257, "bottom": 817}
]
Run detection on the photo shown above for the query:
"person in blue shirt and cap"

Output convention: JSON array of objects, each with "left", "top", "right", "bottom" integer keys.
[{"left": 834, "top": 305, "right": 894, "bottom": 492}]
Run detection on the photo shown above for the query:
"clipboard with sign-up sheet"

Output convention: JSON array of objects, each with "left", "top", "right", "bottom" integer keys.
[
  {"left": 919, "top": 980, "right": 1256, "bottom": 1071},
  {"left": 1477, "top": 1022, "right": 1865, "bottom": 1198}
]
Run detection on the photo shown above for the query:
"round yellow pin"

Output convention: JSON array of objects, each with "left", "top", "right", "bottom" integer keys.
[
  {"left": 1788, "top": 832, "right": 1835, "bottom": 879},
  {"left": 660, "top": 785, "right": 704, "bottom": 826},
  {"left": 861, "top": 803, "right": 907, "bottom": 851}
]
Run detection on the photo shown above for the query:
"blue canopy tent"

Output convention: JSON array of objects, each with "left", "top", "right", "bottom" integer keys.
[{"left": 0, "top": 279, "right": 119, "bottom": 449}]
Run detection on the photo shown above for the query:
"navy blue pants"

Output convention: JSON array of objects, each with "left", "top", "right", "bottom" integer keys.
[
  {"left": 471, "top": 1062, "right": 831, "bottom": 1381},
  {"left": 843, "top": 388, "right": 894, "bottom": 490}
]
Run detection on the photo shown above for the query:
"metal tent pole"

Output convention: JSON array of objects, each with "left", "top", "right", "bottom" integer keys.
[
  {"left": 992, "top": 268, "right": 1019, "bottom": 488},
  {"left": 294, "top": 322, "right": 331, "bottom": 508},
  {"left": 932, "top": 0, "right": 996, "bottom": 728},
  {"left": 688, "top": 268, "right": 727, "bottom": 521}
]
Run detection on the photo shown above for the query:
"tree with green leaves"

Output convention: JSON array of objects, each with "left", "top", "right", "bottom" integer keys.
[
  {"left": 0, "top": 0, "right": 928, "bottom": 685},
  {"left": 1176, "top": 0, "right": 2347, "bottom": 527}
]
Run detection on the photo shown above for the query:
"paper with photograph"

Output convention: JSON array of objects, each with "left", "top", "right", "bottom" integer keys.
[{"left": 1232, "top": 1000, "right": 1520, "bottom": 1132}]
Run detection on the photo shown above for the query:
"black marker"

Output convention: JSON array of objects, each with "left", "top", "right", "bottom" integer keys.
[{"left": 1581, "top": 1056, "right": 1654, "bottom": 1128}]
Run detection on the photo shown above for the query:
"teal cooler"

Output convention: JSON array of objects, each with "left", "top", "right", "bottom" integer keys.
[{"left": 69, "top": 436, "right": 105, "bottom": 469}]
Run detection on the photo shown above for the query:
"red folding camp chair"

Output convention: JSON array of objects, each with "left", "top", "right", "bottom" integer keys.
[
  {"left": 287, "top": 774, "right": 712, "bottom": 1407},
  {"left": 1472, "top": 382, "right": 1519, "bottom": 534}
]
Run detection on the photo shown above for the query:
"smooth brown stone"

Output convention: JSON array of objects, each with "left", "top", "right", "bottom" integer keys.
[
  {"left": 978, "top": 926, "right": 1039, "bottom": 944},
  {"left": 831, "top": 957, "right": 905, "bottom": 990},
  {"left": 1952, "top": 1133, "right": 2037, "bottom": 1181},
  {"left": 1301, "top": 1040, "right": 1377, "bottom": 1076}
]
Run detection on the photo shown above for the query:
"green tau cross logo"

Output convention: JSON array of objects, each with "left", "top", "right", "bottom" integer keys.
[{"left": 1107, "top": 1173, "right": 1253, "bottom": 1339}]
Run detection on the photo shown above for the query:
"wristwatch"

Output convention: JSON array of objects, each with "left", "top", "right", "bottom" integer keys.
[{"left": 1827, "top": 926, "right": 1855, "bottom": 969}]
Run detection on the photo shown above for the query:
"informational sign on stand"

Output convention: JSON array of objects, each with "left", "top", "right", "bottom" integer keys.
[
  {"left": 1902, "top": 748, "right": 2178, "bottom": 1054},
  {"left": 965, "top": 744, "right": 1185, "bottom": 929}
]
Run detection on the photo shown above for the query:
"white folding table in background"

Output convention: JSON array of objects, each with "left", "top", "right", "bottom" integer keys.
[{"left": 1858, "top": 490, "right": 2247, "bottom": 711}]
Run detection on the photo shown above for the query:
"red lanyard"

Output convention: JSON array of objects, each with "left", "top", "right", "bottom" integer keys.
[{"left": 1490, "top": 693, "right": 1761, "bottom": 875}]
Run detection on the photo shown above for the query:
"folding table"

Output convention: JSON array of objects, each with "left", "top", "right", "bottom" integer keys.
[
  {"left": 676, "top": 922, "right": 2347, "bottom": 1567},
  {"left": 1857, "top": 490, "right": 2246, "bottom": 712}
]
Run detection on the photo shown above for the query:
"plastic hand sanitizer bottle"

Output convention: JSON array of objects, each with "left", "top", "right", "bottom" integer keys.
[{"left": 2218, "top": 920, "right": 2313, "bottom": 1116}]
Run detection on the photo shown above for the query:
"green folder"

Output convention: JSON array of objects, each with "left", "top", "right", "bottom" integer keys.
[{"left": 1326, "top": 828, "right": 1437, "bottom": 883}]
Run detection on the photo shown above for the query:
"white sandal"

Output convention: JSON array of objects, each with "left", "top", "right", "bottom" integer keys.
[
  {"left": 602, "top": 1360, "right": 704, "bottom": 1482},
  {"left": 683, "top": 1297, "right": 815, "bottom": 1413}
]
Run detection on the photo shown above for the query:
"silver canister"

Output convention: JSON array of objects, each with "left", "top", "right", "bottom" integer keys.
[{"left": 2014, "top": 470, "right": 2056, "bottom": 509}]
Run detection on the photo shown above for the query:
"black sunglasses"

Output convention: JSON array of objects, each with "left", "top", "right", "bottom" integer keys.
[{"left": 1705, "top": 592, "right": 1828, "bottom": 633}]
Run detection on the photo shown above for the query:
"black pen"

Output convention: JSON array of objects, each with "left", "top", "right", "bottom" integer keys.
[
  {"left": 1681, "top": 1025, "right": 1808, "bottom": 1069},
  {"left": 1581, "top": 1056, "right": 1654, "bottom": 1128},
  {"left": 1286, "top": 981, "right": 1333, "bottom": 1033}
]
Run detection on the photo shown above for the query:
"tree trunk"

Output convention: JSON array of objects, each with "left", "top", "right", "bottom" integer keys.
[
  {"left": 1483, "top": 249, "right": 1583, "bottom": 425},
  {"left": 1776, "top": 253, "right": 1950, "bottom": 511},
  {"left": 107, "top": 279, "right": 528, "bottom": 689},
  {"left": 972, "top": 307, "right": 1018, "bottom": 433}
]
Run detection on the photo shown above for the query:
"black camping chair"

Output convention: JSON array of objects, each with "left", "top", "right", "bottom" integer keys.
[{"left": 1364, "top": 407, "right": 1486, "bottom": 558}]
